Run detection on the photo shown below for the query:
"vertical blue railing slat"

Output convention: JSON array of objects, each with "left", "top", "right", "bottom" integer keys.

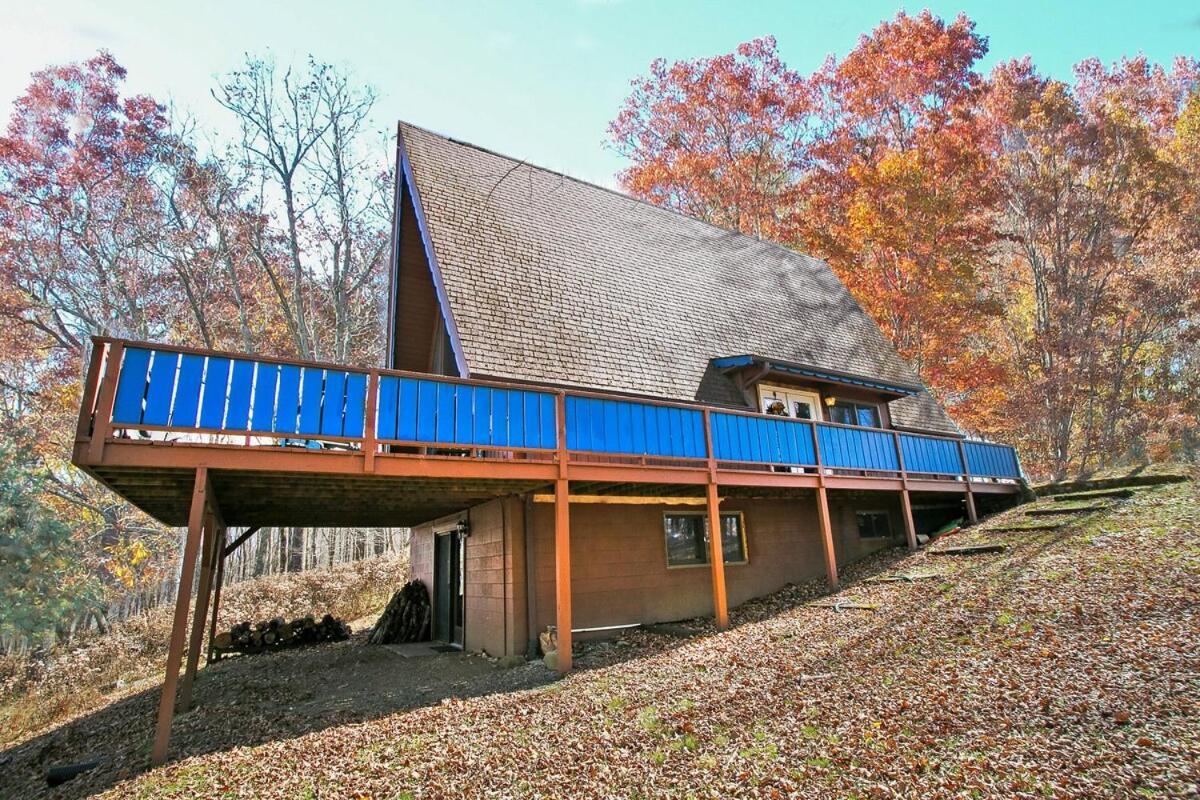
[
  {"left": 170, "top": 354, "right": 205, "bottom": 428},
  {"left": 297, "top": 368, "right": 324, "bottom": 435},
  {"left": 112, "top": 347, "right": 152, "bottom": 424},
  {"left": 251, "top": 364, "right": 279, "bottom": 433},
  {"left": 393, "top": 377, "right": 416, "bottom": 441},
  {"left": 275, "top": 365, "right": 301, "bottom": 434},
  {"left": 142, "top": 351, "right": 178, "bottom": 426},
  {"left": 225, "top": 360, "right": 254, "bottom": 431},
  {"left": 198, "top": 357, "right": 230, "bottom": 429},
  {"left": 473, "top": 387, "right": 492, "bottom": 446},
  {"left": 522, "top": 392, "right": 539, "bottom": 449},
  {"left": 491, "top": 388, "right": 510, "bottom": 447},
  {"left": 321, "top": 371, "right": 347, "bottom": 437},
  {"left": 343, "top": 373, "right": 366, "bottom": 438},
  {"left": 539, "top": 393, "right": 556, "bottom": 449},
  {"left": 454, "top": 384, "right": 475, "bottom": 444},
  {"left": 375, "top": 376, "right": 399, "bottom": 440},
  {"left": 434, "top": 382, "right": 455, "bottom": 444}
]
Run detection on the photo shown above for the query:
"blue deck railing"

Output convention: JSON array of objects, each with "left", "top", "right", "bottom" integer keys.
[{"left": 94, "top": 341, "right": 1023, "bottom": 481}]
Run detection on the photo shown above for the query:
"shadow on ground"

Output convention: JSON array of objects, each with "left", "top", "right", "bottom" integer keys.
[
  {"left": 1, "top": 616, "right": 708, "bottom": 799},
  {"left": 1, "top": 636, "right": 550, "bottom": 798}
]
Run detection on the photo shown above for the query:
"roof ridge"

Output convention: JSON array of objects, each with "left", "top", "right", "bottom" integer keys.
[{"left": 395, "top": 119, "right": 821, "bottom": 265}]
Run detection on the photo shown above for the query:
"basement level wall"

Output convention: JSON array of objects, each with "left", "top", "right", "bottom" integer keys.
[{"left": 410, "top": 492, "right": 905, "bottom": 658}]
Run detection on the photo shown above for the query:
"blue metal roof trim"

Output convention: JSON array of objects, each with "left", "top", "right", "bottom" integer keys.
[{"left": 711, "top": 355, "right": 920, "bottom": 397}]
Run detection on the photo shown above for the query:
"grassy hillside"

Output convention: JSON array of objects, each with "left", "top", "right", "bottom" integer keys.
[{"left": 7, "top": 479, "right": 1198, "bottom": 799}]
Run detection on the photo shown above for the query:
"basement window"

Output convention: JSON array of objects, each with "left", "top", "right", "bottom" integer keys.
[
  {"left": 663, "top": 512, "right": 748, "bottom": 568},
  {"left": 856, "top": 510, "right": 892, "bottom": 539}
]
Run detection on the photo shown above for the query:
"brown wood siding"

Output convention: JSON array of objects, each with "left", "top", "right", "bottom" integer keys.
[
  {"left": 391, "top": 182, "right": 440, "bottom": 372},
  {"left": 409, "top": 522, "right": 434, "bottom": 593},
  {"left": 409, "top": 499, "right": 524, "bottom": 656},
  {"left": 415, "top": 493, "right": 905, "bottom": 655},
  {"left": 530, "top": 494, "right": 904, "bottom": 636}
]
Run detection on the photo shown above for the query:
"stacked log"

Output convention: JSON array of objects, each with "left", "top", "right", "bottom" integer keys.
[
  {"left": 368, "top": 580, "right": 431, "bottom": 644},
  {"left": 212, "top": 613, "right": 351, "bottom": 656}
]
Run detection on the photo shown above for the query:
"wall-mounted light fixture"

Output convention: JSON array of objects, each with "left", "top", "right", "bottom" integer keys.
[
  {"left": 823, "top": 395, "right": 837, "bottom": 407},
  {"left": 456, "top": 517, "right": 471, "bottom": 538}
]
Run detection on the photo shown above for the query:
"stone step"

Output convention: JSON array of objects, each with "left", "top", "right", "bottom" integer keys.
[
  {"left": 1034, "top": 472, "right": 1189, "bottom": 497},
  {"left": 1026, "top": 504, "right": 1108, "bottom": 516},
  {"left": 991, "top": 521, "right": 1067, "bottom": 532},
  {"left": 931, "top": 543, "right": 1008, "bottom": 555},
  {"left": 1053, "top": 488, "right": 1134, "bottom": 502}
]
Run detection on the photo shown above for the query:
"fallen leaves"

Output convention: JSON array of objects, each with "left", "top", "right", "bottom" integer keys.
[{"left": 8, "top": 482, "right": 1200, "bottom": 799}]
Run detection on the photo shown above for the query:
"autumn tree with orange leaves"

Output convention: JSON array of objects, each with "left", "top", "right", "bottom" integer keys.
[{"left": 610, "top": 11, "right": 1200, "bottom": 478}]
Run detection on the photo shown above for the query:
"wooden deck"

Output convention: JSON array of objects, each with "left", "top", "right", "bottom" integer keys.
[
  {"left": 71, "top": 336, "right": 1022, "bottom": 764},
  {"left": 74, "top": 338, "right": 1021, "bottom": 527}
]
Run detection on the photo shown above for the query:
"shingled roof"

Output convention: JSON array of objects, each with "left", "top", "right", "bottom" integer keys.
[{"left": 398, "top": 122, "right": 959, "bottom": 436}]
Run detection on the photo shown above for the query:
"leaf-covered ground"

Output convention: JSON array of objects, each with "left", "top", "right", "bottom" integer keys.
[
  {"left": 0, "top": 555, "right": 406, "bottom": 753},
  {"left": 34, "top": 482, "right": 1200, "bottom": 797}
]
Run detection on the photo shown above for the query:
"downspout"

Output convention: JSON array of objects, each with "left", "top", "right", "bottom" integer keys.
[{"left": 524, "top": 493, "right": 538, "bottom": 660}]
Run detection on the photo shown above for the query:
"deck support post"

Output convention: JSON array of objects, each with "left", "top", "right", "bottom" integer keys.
[
  {"left": 815, "top": 485, "right": 839, "bottom": 591},
  {"left": 151, "top": 467, "right": 207, "bottom": 766},
  {"left": 810, "top": 422, "right": 839, "bottom": 591},
  {"left": 86, "top": 341, "right": 123, "bottom": 464},
  {"left": 705, "top": 481, "right": 729, "bottom": 629},
  {"left": 702, "top": 410, "right": 729, "bottom": 629},
  {"left": 956, "top": 439, "right": 979, "bottom": 525},
  {"left": 893, "top": 431, "right": 918, "bottom": 551},
  {"left": 363, "top": 369, "right": 379, "bottom": 472},
  {"left": 207, "top": 533, "right": 227, "bottom": 664},
  {"left": 553, "top": 393, "right": 572, "bottom": 673},
  {"left": 899, "top": 489, "right": 919, "bottom": 551},
  {"left": 180, "top": 510, "right": 219, "bottom": 710}
]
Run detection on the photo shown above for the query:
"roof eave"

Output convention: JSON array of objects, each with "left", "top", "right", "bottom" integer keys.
[{"left": 712, "top": 355, "right": 922, "bottom": 398}]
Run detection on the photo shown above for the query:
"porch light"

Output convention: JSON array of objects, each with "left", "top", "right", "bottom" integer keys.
[
  {"left": 456, "top": 518, "right": 471, "bottom": 538},
  {"left": 824, "top": 396, "right": 837, "bottom": 407}
]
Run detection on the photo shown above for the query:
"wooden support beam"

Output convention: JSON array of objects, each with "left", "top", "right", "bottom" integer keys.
[
  {"left": 179, "top": 510, "right": 219, "bottom": 710},
  {"left": 223, "top": 525, "right": 261, "bottom": 557},
  {"left": 899, "top": 489, "right": 919, "bottom": 551},
  {"left": 531, "top": 494, "right": 706, "bottom": 506},
  {"left": 956, "top": 438, "right": 979, "bottom": 525},
  {"left": 86, "top": 341, "right": 123, "bottom": 464},
  {"left": 964, "top": 488, "right": 979, "bottom": 526},
  {"left": 702, "top": 409, "right": 728, "bottom": 629},
  {"left": 705, "top": 481, "right": 729, "bottom": 629},
  {"left": 151, "top": 467, "right": 207, "bottom": 766},
  {"left": 553, "top": 392, "right": 572, "bottom": 673},
  {"left": 75, "top": 341, "right": 106, "bottom": 442},
  {"left": 363, "top": 370, "right": 379, "bottom": 472},
  {"left": 810, "top": 422, "right": 839, "bottom": 591},
  {"left": 207, "top": 532, "right": 227, "bottom": 664},
  {"left": 893, "top": 431, "right": 918, "bottom": 551},
  {"left": 554, "top": 476, "right": 572, "bottom": 673},
  {"left": 815, "top": 485, "right": 839, "bottom": 591}
]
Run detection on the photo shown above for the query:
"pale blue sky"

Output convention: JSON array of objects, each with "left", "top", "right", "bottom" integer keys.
[{"left": 1, "top": 0, "right": 1196, "bottom": 187}]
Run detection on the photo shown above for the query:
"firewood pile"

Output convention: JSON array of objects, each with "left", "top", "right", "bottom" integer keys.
[
  {"left": 368, "top": 580, "right": 431, "bottom": 644},
  {"left": 212, "top": 613, "right": 351, "bottom": 656}
]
